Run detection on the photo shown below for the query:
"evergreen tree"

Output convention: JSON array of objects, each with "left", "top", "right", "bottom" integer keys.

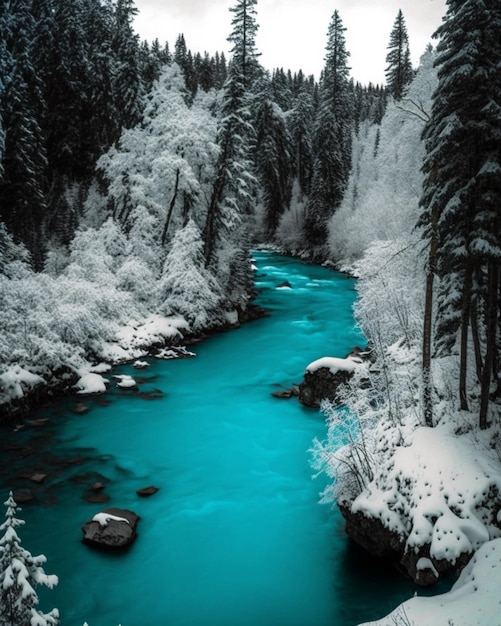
[
  {"left": 202, "top": 0, "right": 260, "bottom": 309},
  {"left": 385, "top": 10, "right": 414, "bottom": 101},
  {"left": 0, "top": 0, "right": 48, "bottom": 266},
  {"left": 304, "top": 10, "right": 352, "bottom": 254},
  {"left": 159, "top": 219, "right": 224, "bottom": 330},
  {"left": 253, "top": 77, "right": 292, "bottom": 237},
  {"left": 0, "top": 492, "right": 59, "bottom": 626},
  {"left": 288, "top": 89, "right": 314, "bottom": 197},
  {"left": 111, "top": 0, "right": 143, "bottom": 129},
  {"left": 419, "top": 0, "right": 501, "bottom": 428},
  {"left": 227, "top": 0, "right": 261, "bottom": 89}
]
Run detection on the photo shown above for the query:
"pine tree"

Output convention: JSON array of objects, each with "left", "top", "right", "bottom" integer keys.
[
  {"left": 111, "top": 0, "right": 143, "bottom": 130},
  {"left": 288, "top": 88, "right": 315, "bottom": 198},
  {"left": 0, "top": 492, "right": 59, "bottom": 626},
  {"left": 227, "top": 0, "right": 261, "bottom": 89},
  {"left": 385, "top": 10, "right": 414, "bottom": 101},
  {"left": 304, "top": 10, "right": 352, "bottom": 254},
  {"left": 253, "top": 77, "right": 292, "bottom": 238},
  {"left": 202, "top": 0, "right": 260, "bottom": 310},
  {"left": 419, "top": 0, "right": 501, "bottom": 428}
]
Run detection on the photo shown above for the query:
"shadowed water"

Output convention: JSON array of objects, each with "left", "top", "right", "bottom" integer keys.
[{"left": 1, "top": 251, "right": 417, "bottom": 625}]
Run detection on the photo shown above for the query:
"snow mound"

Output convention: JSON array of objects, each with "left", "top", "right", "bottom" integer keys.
[
  {"left": 306, "top": 356, "right": 363, "bottom": 375},
  {"left": 92, "top": 512, "right": 130, "bottom": 527},
  {"left": 74, "top": 373, "right": 109, "bottom": 395},
  {"left": 113, "top": 375, "right": 137, "bottom": 389},
  {"left": 352, "top": 426, "right": 501, "bottom": 564},
  {"left": 115, "top": 315, "right": 189, "bottom": 353},
  {"left": 360, "top": 538, "right": 501, "bottom": 626}
]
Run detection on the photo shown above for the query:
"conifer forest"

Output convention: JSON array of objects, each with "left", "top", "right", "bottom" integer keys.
[{"left": 1, "top": 1, "right": 501, "bottom": 625}]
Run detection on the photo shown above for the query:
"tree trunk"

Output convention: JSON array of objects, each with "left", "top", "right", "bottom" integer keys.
[
  {"left": 479, "top": 260, "right": 499, "bottom": 429},
  {"left": 161, "top": 168, "right": 180, "bottom": 246},
  {"left": 423, "top": 234, "right": 438, "bottom": 427},
  {"left": 459, "top": 262, "right": 473, "bottom": 411},
  {"left": 470, "top": 295, "right": 484, "bottom": 382}
]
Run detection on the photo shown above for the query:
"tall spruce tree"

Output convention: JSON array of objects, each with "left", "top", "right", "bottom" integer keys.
[
  {"left": 227, "top": 0, "right": 261, "bottom": 89},
  {"left": 419, "top": 0, "right": 501, "bottom": 428},
  {"left": 385, "top": 9, "right": 414, "bottom": 101},
  {"left": 304, "top": 10, "right": 352, "bottom": 255},
  {"left": 202, "top": 0, "right": 260, "bottom": 310}
]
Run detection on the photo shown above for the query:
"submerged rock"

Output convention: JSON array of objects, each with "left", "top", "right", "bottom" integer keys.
[
  {"left": 82, "top": 507, "right": 139, "bottom": 550},
  {"left": 271, "top": 386, "right": 299, "bottom": 399},
  {"left": 136, "top": 485, "right": 159, "bottom": 497}
]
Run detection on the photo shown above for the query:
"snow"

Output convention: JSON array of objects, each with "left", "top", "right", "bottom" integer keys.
[
  {"left": 306, "top": 356, "right": 363, "bottom": 375},
  {"left": 115, "top": 315, "right": 188, "bottom": 353},
  {"left": 112, "top": 374, "right": 137, "bottom": 389},
  {"left": 89, "top": 362, "right": 112, "bottom": 374},
  {"left": 74, "top": 373, "right": 109, "bottom": 395},
  {"left": 91, "top": 513, "right": 130, "bottom": 527},
  {"left": 352, "top": 425, "right": 501, "bottom": 563},
  {"left": 0, "top": 367, "right": 45, "bottom": 400},
  {"left": 224, "top": 310, "right": 239, "bottom": 325},
  {"left": 360, "top": 538, "right": 501, "bottom": 626}
]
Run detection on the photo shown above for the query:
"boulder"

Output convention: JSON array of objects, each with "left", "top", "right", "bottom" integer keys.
[
  {"left": 82, "top": 507, "right": 139, "bottom": 550},
  {"left": 298, "top": 347, "right": 369, "bottom": 408}
]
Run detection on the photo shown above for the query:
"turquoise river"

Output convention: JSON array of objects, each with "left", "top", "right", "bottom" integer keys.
[{"left": 1, "top": 251, "right": 420, "bottom": 625}]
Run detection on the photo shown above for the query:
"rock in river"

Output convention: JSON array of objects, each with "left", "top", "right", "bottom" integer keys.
[{"left": 82, "top": 507, "right": 139, "bottom": 550}]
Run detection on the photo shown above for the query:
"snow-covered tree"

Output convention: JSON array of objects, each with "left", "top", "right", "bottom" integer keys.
[
  {"left": 328, "top": 47, "right": 437, "bottom": 266},
  {"left": 91, "top": 63, "right": 218, "bottom": 272},
  {"left": 202, "top": 0, "right": 260, "bottom": 307},
  {"left": 419, "top": 0, "right": 501, "bottom": 427},
  {"left": 158, "top": 219, "right": 225, "bottom": 331},
  {"left": 0, "top": 492, "right": 59, "bottom": 626},
  {"left": 385, "top": 9, "right": 414, "bottom": 101},
  {"left": 227, "top": 0, "right": 261, "bottom": 89}
]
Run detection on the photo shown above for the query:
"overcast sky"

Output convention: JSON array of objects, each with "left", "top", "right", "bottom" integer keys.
[{"left": 133, "top": 0, "right": 447, "bottom": 85}]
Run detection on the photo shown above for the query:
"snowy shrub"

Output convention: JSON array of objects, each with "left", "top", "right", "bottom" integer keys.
[
  {"left": 313, "top": 236, "right": 427, "bottom": 505},
  {"left": 158, "top": 220, "right": 225, "bottom": 331}
]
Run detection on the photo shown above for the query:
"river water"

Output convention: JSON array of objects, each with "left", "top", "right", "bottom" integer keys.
[{"left": 1, "top": 251, "right": 416, "bottom": 625}]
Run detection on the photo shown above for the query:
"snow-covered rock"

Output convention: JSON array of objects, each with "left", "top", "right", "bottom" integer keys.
[
  {"left": 298, "top": 349, "right": 367, "bottom": 407},
  {"left": 113, "top": 374, "right": 137, "bottom": 389},
  {"left": 359, "top": 538, "right": 501, "bottom": 626},
  {"left": 82, "top": 508, "right": 139, "bottom": 550},
  {"left": 74, "top": 373, "right": 109, "bottom": 395},
  {"left": 344, "top": 424, "right": 501, "bottom": 585}
]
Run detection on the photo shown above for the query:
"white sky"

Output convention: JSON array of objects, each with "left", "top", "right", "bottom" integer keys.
[{"left": 133, "top": 0, "right": 447, "bottom": 86}]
